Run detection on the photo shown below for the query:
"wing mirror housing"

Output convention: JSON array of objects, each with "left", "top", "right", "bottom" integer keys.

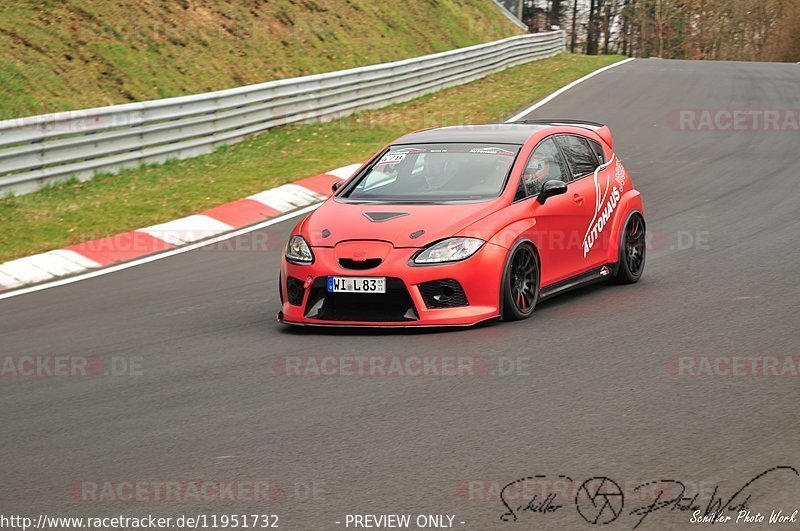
[
  {"left": 332, "top": 181, "right": 343, "bottom": 192},
  {"left": 537, "top": 180, "right": 568, "bottom": 204}
]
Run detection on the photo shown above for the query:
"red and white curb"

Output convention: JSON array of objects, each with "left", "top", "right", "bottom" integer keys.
[{"left": 0, "top": 163, "right": 362, "bottom": 292}]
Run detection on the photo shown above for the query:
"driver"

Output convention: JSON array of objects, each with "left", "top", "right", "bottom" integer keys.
[{"left": 423, "top": 153, "right": 453, "bottom": 190}]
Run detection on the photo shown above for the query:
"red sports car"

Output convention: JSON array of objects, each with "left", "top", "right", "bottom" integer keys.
[{"left": 278, "top": 121, "right": 645, "bottom": 327}]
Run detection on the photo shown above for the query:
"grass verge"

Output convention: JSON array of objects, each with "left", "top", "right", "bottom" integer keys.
[
  {"left": 0, "top": 53, "right": 625, "bottom": 263},
  {"left": 0, "top": 0, "right": 518, "bottom": 119}
]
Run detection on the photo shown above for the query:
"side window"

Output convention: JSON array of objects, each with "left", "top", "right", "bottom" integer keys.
[
  {"left": 520, "top": 138, "right": 568, "bottom": 197},
  {"left": 557, "top": 135, "right": 599, "bottom": 179},
  {"left": 587, "top": 138, "right": 606, "bottom": 164}
]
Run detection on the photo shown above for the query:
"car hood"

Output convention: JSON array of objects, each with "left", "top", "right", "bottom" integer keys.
[{"left": 301, "top": 199, "right": 500, "bottom": 248}]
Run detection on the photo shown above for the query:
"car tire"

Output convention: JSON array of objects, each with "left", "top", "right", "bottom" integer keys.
[
  {"left": 502, "top": 242, "right": 539, "bottom": 321},
  {"left": 608, "top": 212, "right": 646, "bottom": 284}
]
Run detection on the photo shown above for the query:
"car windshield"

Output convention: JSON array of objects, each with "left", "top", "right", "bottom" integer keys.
[{"left": 341, "top": 143, "right": 520, "bottom": 202}]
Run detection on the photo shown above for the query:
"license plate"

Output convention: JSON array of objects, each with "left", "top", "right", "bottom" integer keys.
[{"left": 327, "top": 276, "right": 386, "bottom": 294}]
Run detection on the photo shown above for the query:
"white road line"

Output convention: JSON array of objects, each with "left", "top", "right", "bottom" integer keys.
[
  {"left": 0, "top": 204, "right": 320, "bottom": 301},
  {"left": 506, "top": 57, "right": 635, "bottom": 122}
]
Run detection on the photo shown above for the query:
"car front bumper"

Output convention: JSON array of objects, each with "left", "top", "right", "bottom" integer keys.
[{"left": 278, "top": 242, "right": 507, "bottom": 327}]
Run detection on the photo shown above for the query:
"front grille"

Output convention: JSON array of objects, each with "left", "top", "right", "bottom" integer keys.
[
  {"left": 418, "top": 279, "right": 469, "bottom": 309},
  {"left": 339, "top": 258, "right": 382, "bottom": 270},
  {"left": 286, "top": 276, "right": 305, "bottom": 306},
  {"left": 304, "top": 277, "right": 419, "bottom": 322}
]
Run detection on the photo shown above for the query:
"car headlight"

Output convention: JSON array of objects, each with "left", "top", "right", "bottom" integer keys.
[
  {"left": 413, "top": 237, "right": 485, "bottom": 264},
  {"left": 285, "top": 235, "right": 314, "bottom": 264}
]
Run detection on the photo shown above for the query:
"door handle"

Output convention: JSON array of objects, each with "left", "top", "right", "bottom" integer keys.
[{"left": 573, "top": 193, "right": 584, "bottom": 204}]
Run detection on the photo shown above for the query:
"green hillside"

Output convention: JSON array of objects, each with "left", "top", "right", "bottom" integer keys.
[{"left": 0, "top": 0, "right": 521, "bottom": 119}]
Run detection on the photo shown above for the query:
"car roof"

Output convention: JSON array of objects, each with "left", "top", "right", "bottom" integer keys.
[{"left": 392, "top": 123, "right": 551, "bottom": 145}]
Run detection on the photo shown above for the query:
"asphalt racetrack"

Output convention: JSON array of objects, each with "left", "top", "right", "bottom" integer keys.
[{"left": 1, "top": 59, "right": 799, "bottom": 530}]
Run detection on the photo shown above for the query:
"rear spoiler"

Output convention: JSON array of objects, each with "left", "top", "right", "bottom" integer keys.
[{"left": 514, "top": 119, "right": 614, "bottom": 149}]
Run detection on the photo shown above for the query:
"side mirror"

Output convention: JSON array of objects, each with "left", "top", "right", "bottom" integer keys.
[
  {"left": 331, "top": 181, "right": 342, "bottom": 192},
  {"left": 537, "top": 180, "right": 567, "bottom": 204}
]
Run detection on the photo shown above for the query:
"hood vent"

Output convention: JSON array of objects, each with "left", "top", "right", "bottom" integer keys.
[{"left": 363, "top": 212, "right": 409, "bottom": 223}]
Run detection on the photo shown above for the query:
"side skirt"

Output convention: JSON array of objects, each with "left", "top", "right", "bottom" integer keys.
[{"left": 539, "top": 265, "right": 615, "bottom": 301}]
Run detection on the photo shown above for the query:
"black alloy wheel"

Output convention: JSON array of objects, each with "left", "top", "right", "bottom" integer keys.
[
  {"left": 609, "top": 213, "right": 646, "bottom": 284},
  {"left": 503, "top": 243, "right": 539, "bottom": 320}
]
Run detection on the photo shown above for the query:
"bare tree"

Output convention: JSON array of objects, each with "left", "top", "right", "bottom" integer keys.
[
  {"left": 621, "top": 0, "right": 631, "bottom": 55},
  {"left": 570, "top": 0, "right": 579, "bottom": 52},
  {"left": 586, "top": 0, "right": 598, "bottom": 54},
  {"left": 550, "top": 0, "right": 563, "bottom": 28},
  {"left": 602, "top": 0, "right": 615, "bottom": 54}
]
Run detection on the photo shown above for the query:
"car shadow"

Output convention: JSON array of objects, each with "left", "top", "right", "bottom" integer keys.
[
  {"left": 535, "top": 282, "right": 608, "bottom": 310},
  {"left": 275, "top": 316, "right": 498, "bottom": 336}
]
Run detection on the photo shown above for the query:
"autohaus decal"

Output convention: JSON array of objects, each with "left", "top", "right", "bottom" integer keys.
[{"left": 583, "top": 156, "right": 623, "bottom": 257}]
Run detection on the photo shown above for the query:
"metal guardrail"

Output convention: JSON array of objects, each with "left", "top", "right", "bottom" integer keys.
[{"left": 0, "top": 31, "right": 565, "bottom": 196}]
